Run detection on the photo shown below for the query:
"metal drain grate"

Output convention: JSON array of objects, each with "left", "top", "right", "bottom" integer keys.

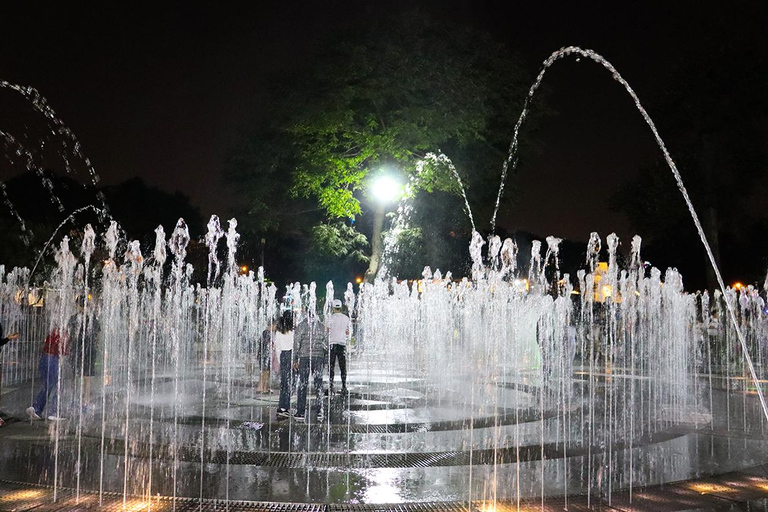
[
  {"left": 102, "top": 425, "right": 686, "bottom": 469},
  {"left": 0, "top": 480, "right": 326, "bottom": 512},
  {"left": 330, "top": 503, "right": 473, "bottom": 512}
]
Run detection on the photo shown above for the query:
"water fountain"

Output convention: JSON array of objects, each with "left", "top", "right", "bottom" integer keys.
[{"left": 0, "top": 47, "right": 767, "bottom": 511}]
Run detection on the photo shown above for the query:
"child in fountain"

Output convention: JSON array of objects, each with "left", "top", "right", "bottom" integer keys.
[
  {"left": 292, "top": 311, "right": 328, "bottom": 422},
  {"left": 27, "top": 327, "right": 68, "bottom": 421},
  {"left": 327, "top": 299, "right": 350, "bottom": 394},
  {"left": 275, "top": 310, "right": 294, "bottom": 418}
]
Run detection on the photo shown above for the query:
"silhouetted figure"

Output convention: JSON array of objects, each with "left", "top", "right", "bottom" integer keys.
[
  {"left": 274, "top": 311, "right": 294, "bottom": 418},
  {"left": 293, "top": 313, "right": 328, "bottom": 421},
  {"left": 257, "top": 321, "right": 276, "bottom": 392},
  {"left": 68, "top": 296, "right": 101, "bottom": 410}
]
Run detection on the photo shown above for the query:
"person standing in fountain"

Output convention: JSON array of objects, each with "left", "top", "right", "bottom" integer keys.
[
  {"left": 257, "top": 320, "right": 276, "bottom": 393},
  {"left": 27, "top": 327, "right": 68, "bottom": 421},
  {"left": 292, "top": 311, "right": 328, "bottom": 422},
  {"left": 68, "top": 295, "right": 101, "bottom": 411},
  {"left": 274, "top": 310, "right": 294, "bottom": 418},
  {"left": 0, "top": 322, "right": 20, "bottom": 427},
  {"left": 327, "top": 299, "right": 350, "bottom": 394}
]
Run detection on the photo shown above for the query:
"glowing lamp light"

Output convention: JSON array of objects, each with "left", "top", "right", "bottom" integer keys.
[
  {"left": 240, "top": 265, "right": 248, "bottom": 274},
  {"left": 355, "top": 276, "right": 363, "bottom": 284},
  {"left": 371, "top": 175, "right": 402, "bottom": 203},
  {"left": 733, "top": 282, "right": 744, "bottom": 290}
]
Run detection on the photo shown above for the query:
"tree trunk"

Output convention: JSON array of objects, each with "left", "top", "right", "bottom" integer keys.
[{"left": 364, "top": 204, "right": 385, "bottom": 283}]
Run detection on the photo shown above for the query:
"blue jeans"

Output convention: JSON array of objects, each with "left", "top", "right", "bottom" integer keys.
[
  {"left": 33, "top": 354, "right": 60, "bottom": 416},
  {"left": 278, "top": 350, "right": 293, "bottom": 411},
  {"left": 296, "top": 356, "right": 324, "bottom": 417}
]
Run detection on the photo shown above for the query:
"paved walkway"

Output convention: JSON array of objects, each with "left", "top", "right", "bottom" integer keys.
[{"left": 3, "top": 464, "right": 768, "bottom": 512}]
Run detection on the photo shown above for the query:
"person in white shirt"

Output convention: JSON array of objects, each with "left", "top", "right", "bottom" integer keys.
[
  {"left": 274, "top": 310, "right": 295, "bottom": 418},
  {"left": 327, "top": 299, "right": 351, "bottom": 394}
]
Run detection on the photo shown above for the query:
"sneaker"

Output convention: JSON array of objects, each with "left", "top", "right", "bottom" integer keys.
[
  {"left": 47, "top": 415, "right": 66, "bottom": 421},
  {"left": 293, "top": 413, "right": 305, "bottom": 423},
  {"left": 276, "top": 408, "right": 290, "bottom": 419},
  {"left": 26, "top": 407, "right": 41, "bottom": 421}
]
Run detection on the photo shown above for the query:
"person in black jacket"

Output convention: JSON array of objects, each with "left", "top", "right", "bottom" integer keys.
[{"left": 0, "top": 322, "right": 20, "bottom": 427}]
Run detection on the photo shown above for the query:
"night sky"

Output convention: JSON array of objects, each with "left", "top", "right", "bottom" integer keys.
[{"left": 2, "top": 1, "right": 766, "bottom": 245}]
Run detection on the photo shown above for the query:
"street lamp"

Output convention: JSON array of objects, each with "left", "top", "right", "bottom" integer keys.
[
  {"left": 364, "top": 172, "right": 403, "bottom": 283},
  {"left": 371, "top": 174, "right": 402, "bottom": 203}
]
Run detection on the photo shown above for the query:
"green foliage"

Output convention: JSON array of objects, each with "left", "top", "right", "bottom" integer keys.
[
  {"left": 310, "top": 222, "right": 369, "bottom": 263},
  {"left": 281, "top": 14, "right": 532, "bottom": 220},
  {"left": 227, "top": 9, "right": 542, "bottom": 283}
]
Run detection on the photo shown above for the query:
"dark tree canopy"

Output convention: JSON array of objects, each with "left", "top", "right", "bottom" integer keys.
[
  {"left": 0, "top": 172, "right": 204, "bottom": 277},
  {"left": 0, "top": 171, "right": 102, "bottom": 270},
  {"left": 227, "top": 10, "right": 544, "bottom": 285},
  {"left": 103, "top": 177, "right": 203, "bottom": 246}
]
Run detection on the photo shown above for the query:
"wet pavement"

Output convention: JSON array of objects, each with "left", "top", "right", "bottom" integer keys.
[
  {"left": 4, "top": 465, "right": 768, "bottom": 511},
  {"left": 1, "top": 361, "right": 768, "bottom": 509}
]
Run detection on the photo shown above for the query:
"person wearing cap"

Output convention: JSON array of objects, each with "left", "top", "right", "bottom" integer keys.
[{"left": 327, "top": 299, "right": 351, "bottom": 394}]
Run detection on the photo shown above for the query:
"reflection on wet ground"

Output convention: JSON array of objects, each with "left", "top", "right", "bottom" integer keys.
[
  {"left": 4, "top": 465, "right": 768, "bottom": 511},
  {"left": 1, "top": 364, "right": 768, "bottom": 507}
]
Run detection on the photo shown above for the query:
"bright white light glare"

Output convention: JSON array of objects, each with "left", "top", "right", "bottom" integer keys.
[{"left": 372, "top": 175, "right": 401, "bottom": 203}]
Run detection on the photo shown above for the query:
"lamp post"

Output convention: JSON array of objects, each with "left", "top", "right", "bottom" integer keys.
[{"left": 364, "top": 174, "right": 402, "bottom": 283}]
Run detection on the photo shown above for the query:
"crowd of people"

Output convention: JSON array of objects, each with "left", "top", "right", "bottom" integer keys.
[
  {"left": 0, "top": 295, "right": 352, "bottom": 424},
  {"left": 266, "top": 298, "right": 352, "bottom": 422}
]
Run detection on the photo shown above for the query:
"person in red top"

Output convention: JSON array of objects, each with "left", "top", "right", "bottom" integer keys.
[{"left": 26, "top": 328, "right": 68, "bottom": 421}]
